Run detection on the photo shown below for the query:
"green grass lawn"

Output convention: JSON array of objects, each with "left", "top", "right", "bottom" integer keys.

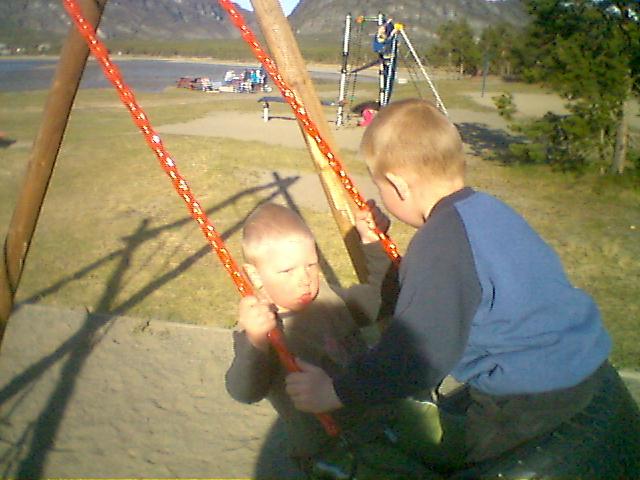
[{"left": 0, "top": 79, "right": 638, "bottom": 371}]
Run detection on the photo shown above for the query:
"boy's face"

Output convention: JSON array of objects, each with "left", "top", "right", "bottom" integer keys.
[{"left": 250, "top": 235, "right": 320, "bottom": 312}]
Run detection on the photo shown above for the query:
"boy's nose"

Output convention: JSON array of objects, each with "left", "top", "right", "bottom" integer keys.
[{"left": 298, "top": 269, "right": 311, "bottom": 286}]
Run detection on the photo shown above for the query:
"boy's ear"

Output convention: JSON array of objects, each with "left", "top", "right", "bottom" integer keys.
[
  {"left": 243, "top": 263, "right": 263, "bottom": 290},
  {"left": 385, "top": 172, "right": 411, "bottom": 201}
]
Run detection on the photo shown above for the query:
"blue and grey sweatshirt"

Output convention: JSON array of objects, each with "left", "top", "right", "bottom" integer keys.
[{"left": 335, "top": 187, "right": 611, "bottom": 405}]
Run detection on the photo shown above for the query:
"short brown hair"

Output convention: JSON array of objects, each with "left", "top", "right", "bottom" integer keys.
[
  {"left": 242, "top": 203, "right": 314, "bottom": 264},
  {"left": 360, "top": 99, "right": 465, "bottom": 180}
]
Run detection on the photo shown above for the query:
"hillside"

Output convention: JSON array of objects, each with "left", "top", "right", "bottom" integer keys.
[
  {"left": 289, "top": 0, "right": 529, "bottom": 39},
  {"left": 1, "top": 0, "right": 528, "bottom": 46},
  {"left": 0, "top": 0, "right": 257, "bottom": 42}
]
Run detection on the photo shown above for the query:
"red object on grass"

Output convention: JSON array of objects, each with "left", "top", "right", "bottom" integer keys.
[{"left": 359, "top": 108, "right": 378, "bottom": 127}]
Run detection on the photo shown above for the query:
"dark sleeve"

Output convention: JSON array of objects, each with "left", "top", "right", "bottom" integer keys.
[
  {"left": 335, "top": 241, "right": 394, "bottom": 327},
  {"left": 334, "top": 210, "right": 482, "bottom": 406},
  {"left": 225, "top": 330, "right": 279, "bottom": 404},
  {"left": 361, "top": 241, "right": 394, "bottom": 289}
]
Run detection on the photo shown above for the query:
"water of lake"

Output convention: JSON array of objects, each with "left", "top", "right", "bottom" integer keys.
[{"left": 0, "top": 58, "right": 272, "bottom": 92}]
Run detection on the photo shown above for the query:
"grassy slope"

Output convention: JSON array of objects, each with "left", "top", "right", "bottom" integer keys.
[{"left": 0, "top": 79, "right": 638, "bottom": 369}]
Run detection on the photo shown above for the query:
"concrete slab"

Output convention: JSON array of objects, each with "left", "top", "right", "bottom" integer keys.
[
  {"left": 0, "top": 303, "right": 297, "bottom": 478},
  {"left": 0, "top": 303, "right": 637, "bottom": 478}
]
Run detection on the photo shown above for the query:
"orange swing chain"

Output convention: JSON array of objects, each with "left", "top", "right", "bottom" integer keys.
[
  {"left": 61, "top": 0, "right": 339, "bottom": 438},
  {"left": 217, "top": 0, "right": 401, "bottom": 264},
  {"left": 59, "top": 1, "right": 251, "bottom": 296}
]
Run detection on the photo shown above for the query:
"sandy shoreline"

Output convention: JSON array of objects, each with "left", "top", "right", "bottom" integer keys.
[{"left": 0, "top": 53, "right": 341, "bottom": 70}]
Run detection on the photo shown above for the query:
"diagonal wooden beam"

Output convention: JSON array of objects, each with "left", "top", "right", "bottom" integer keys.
[{"left": 249, "top": 0, "right": 369, "bottom": 284}]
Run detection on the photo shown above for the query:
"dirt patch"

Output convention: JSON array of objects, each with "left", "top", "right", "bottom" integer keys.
[
  {"left": 469, "top": 91, "right": 570, "bottom": 118},
  {"left": 157, "top": 111, "right": 367, "bottom": 152},
  {"left": 154, "top": 99, "right": 507, "bottom": 175}
]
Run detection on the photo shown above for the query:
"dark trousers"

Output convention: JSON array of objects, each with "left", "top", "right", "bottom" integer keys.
[{"left": 463, "top": 360, "right": 611, "bottom": 462}]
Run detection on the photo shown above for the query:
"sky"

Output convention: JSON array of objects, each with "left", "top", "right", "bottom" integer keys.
[{"left": 233, "top": 0, "right": 300, "bottom": 16}]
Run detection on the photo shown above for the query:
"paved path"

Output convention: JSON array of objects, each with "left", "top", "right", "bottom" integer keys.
[{"left": 0, "top": 303, "right": 299, "bottom": 478}]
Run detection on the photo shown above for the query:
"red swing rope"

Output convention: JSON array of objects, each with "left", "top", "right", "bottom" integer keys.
[
  {"left": 61, "top": 0, "right": 339, "bottom": 437},
  {"left": 217, "top": 0, "right": 401, "bottom": 264}
]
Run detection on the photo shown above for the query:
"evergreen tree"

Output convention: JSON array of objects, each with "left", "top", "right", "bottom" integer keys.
[
  {"left": 478, "top": 23, "right": 518, "bottom": 77},
  {"left": 515, "top": 0, "right": 639, "bottom": 173},
  {"left": 429, "top": 19, "right": 482, "bottom": 76}
]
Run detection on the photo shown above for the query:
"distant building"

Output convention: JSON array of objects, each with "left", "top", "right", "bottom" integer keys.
[
  {"left": 37, "top": 43, "right": 51, "bottom": 53},
  {"left": 0, "top": 43, "right": 10, "bottom": 56}
]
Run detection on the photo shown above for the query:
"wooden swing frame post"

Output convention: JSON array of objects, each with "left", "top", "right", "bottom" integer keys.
[
  {"left": 0, "top": 0, "right": 109, "bottom": 341},
  {"left": 250, "top": 0, "right": 370, "bottom": 283}
]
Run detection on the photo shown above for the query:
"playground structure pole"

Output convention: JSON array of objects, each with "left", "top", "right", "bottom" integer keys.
[
  {"left": 0, "top": 0, "right": 108, "bottom": 341},
  {"left": 377, "top": 12, "right": 386, "bottom": 107},
  {"left": 481, "top": 52, "right": 489, "bottom": 98},
  {"left": 250, "top": 0, "right": 370, "bottom": 283},
  {"left": 383, "top": 30, "right": 399, "bottom": 106},
  {"left": 399, "top": 29, "right": 448, "bottom": 116},
  {"left": 336, "top": 13, "right": 352, "bottom": 127}
]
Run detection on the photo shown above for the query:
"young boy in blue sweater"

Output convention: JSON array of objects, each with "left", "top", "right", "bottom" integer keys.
[{"left": 285, "top": 99, "right": 636, "bottom": 469}]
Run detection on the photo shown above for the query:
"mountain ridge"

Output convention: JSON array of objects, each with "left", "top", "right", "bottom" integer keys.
[
  {"left": 0, "top": 0, "right": 257, "bottom": 41},
  {"left": 0, "top": 0, "right": 528, "bottom": 43},
  {"left": 289, "top": 0, "right": 528, "bottom": 39}
]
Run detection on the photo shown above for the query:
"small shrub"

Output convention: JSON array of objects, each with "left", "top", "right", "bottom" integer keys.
[
  {"left": 508, "top": 112, "right": 596, "bottom": 172},
  {"left": 492, "top": 92, "right": 516, "bottom": 121}
]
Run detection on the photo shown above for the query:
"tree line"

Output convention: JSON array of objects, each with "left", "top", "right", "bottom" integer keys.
[{"left": 427, "top": 0, "right": 638, "bottom": 176}]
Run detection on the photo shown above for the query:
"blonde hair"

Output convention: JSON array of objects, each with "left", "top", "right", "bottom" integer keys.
[
  {"left": 242, "top": 203, "right": 314, "bottom": 264},
  {"left": 360, "top": 99, "right": 465, "bottom": 180}
]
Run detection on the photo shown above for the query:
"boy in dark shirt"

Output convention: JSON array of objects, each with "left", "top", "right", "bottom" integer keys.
[
  {"left": 286, "top": 99, "right": 639, "bottom": 472},
  {"left": 225, "top": 202, "right": 419, "bottom": 475}
]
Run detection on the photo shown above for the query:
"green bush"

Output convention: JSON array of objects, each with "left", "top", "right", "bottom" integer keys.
[
  {"left": 509, "top": 111, "right": 616, "bottom": 172},
  {"left": 492, "top": 92, "right": 517, "bottom": 121}
]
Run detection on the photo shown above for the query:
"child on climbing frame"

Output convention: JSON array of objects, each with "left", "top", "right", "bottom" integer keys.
[
  {"left": 225, "top": 202, "right": 425, "bottom": 476},
  {"left": 285, "top": 99, "right": 639, "bottom": 473}
]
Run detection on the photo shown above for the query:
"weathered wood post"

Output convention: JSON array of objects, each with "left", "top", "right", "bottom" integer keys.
[
  {"left": 250, "top": 0, "right": 369, "bottom": 283},
  {"left": 0, "top": 0, "right": 109, "bottom": 343}
]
